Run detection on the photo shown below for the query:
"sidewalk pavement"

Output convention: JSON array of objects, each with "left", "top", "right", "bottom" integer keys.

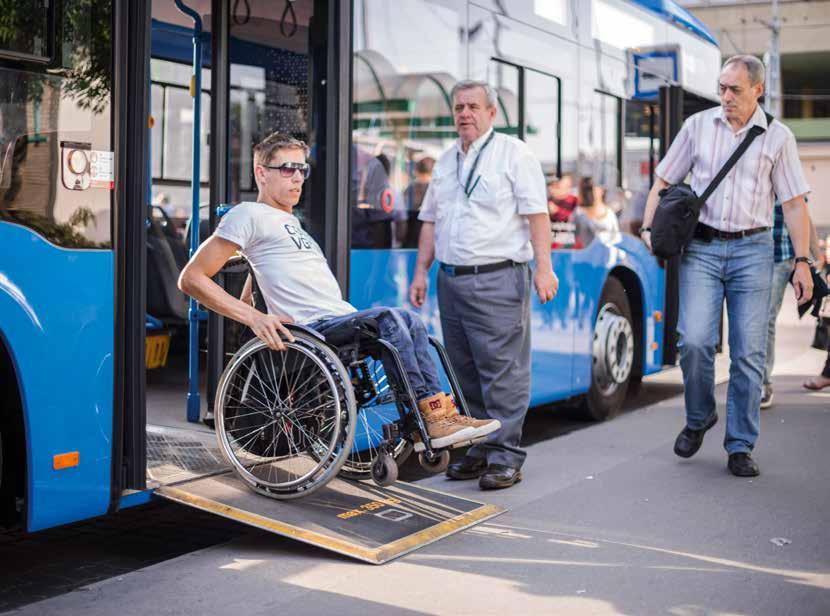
[{"left": 9, "top": 296, "right": 830, "bottom": 616}]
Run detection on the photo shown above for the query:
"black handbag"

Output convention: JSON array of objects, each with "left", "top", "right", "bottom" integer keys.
[{"left": 651, "top": 112, "right": 773, "bottom": 259}]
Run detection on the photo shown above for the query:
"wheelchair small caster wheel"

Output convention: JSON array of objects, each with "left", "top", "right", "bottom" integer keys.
[
  {"left": 418, "top": 450, "right": 450, "bottom": 474},
  {"left": 371, "top": 453, "right": 398, "bottom": 486}
]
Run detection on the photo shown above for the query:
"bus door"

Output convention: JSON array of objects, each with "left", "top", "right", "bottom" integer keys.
[
  {"left": 0, "top": 0, "right": 148, "bottom": 530},
  {"left": 151, "top": 0, "right": 354, "bottom": 422},
  {"left": 658, "top": 85, "right": 719, "bottom": 366}
]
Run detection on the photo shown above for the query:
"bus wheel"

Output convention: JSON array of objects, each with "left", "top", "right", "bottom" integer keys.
[{"left": 582, "top": 277, "right": 635, "bottom": 421}]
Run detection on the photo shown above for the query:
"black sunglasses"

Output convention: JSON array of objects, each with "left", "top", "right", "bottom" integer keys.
[{"left": 263, "top": 162, "right": 311, "bottom": 179}]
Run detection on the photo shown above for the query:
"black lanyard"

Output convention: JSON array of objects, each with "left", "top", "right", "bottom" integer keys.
[{"left": 456, "top": 130, "right": 495, "bottom": 197}]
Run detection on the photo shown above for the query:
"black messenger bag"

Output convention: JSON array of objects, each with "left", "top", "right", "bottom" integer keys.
[{"left": 651, "top": 113, "right": 773, "bottom": 259}]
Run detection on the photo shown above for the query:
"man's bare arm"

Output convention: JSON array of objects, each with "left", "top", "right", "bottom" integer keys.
[
  {"left": 639, "top": 177, "right": 669, "bottom": 252},
  {"left": 409, "top": 222, "right": 436, "bottom": 307},
  {"left": 782, "top": 195, "right": 815, "bottom": 305},
  {"left": 527, "top": 212, "right": 558, "bottom": 303},
  {"left": 178, "top": 236, "right": 294, "bottom": 350}
]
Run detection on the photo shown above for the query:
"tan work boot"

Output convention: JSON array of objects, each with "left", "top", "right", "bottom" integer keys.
[
  {"left": 417, "top": 393, "right": 476, "bottom": 448},
  {"left": 442, "top": 394, "right": 501, "bottom": 439}
]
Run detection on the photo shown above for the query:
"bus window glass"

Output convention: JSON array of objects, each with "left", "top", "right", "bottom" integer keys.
[
  {"left": 0, "top": 1, "right": 51, "bottom": 61},
  {"left": 0, "top": 0, "right": 112, "bottom": 248},
  {"left": 228, "top": 0, "right": 315, "bottom": 215},
  {"left": 587, "top": 91, "right": 621, "bottom": 189},
  {"left": 149, "top": 57, "right": 212, "bottom": 221},
  {"left": 162, "top": 87, "right": 210, "bottom": 184},
  {"left": 524, "top": 69, "right": 560, "bottom": 179},
  {"left": 150, "top": 84, "right": 164, "bottom": 180},
  {"left": 351, "top": 0, "right": 463, "bottom": 249},
  {"left": 487, "top": 60, "right": 520, "bottom": 137},
  {"left": 620, "top": 101, "right": 659, "bottom": 235}
]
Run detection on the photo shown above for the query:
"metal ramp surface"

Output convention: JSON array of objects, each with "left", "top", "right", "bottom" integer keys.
[{"left": 156, "top": 471, "right": 503, "bottom": 564}]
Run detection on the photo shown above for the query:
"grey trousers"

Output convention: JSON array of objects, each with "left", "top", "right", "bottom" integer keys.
[{"left": 437, "top": 263, "right": 532, "bottom": 469}]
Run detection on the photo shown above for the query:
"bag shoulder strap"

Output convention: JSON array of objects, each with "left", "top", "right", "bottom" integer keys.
[{"left": 698, "top": 112, "right": 774, "bottom": 205}]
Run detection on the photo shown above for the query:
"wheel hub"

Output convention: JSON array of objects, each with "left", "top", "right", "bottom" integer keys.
[{"left": 592, "top": 304, "right": 634, "bottom": 395}]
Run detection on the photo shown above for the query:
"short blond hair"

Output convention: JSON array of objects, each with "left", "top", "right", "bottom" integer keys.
[{"left": 253, "top": 132, "right": 309, "bottom": 167}]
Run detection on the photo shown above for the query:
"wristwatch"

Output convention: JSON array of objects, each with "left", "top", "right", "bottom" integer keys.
[
  {"left": 639, "top": 226, "right": 652, "bottom": 234},
  {"left": 794, "top": 256, "right": 813, "bottom": 267}
]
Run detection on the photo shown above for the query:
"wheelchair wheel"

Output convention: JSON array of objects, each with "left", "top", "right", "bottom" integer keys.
[
  {"left": 214, "top": 333, "right": 356, "bottom": 499},
  {"left": 337, "top": 357, "right": 412, "bottom": 481},
  {"left": 418, "top": 450, "right": 450, "bottom": 474}
]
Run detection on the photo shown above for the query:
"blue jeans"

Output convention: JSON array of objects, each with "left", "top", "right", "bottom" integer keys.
[
  {"left": 764, "top": 259, "right": 794, "bottom": 385},
  {"left": 678, "top": 233, "right": 773, "bottom": 454},
  {"left": 308, "top": 307, "right": 442, "bottom": 400}
]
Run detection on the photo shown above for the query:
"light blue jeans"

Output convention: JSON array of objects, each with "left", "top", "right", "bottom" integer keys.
[
  {"left": 308, "top": 307, "right": 442, "bottom": 401},
  {"left": 677, "top": 233, "right": 773, "bottom": 454},
  {"left": 763, "top": 259, "right": 795, "bottom": 385}
]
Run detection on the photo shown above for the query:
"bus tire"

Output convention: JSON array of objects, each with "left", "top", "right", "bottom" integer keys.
[{"left": 582, "top": 276, "right": 636, "bottom": 421}]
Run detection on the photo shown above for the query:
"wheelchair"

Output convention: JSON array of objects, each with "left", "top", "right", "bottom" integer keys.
[{"left": 212, "top": 277, "right": 478, "bottom": 500}]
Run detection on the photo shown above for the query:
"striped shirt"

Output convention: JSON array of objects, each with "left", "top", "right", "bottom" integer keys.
[
  {"left": 655, "top": 105, "right": 810, "bottom": 232},
  {"left": 772, "top": 202, "right": 794, "bottom": 263}
]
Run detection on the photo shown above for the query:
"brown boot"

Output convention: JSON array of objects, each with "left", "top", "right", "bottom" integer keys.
[
  {"left": 442, "top": 394, "right": 501, "bottom": 439},
  {"left": 417, "top": 393, "right": 476, "bottom": 448}
]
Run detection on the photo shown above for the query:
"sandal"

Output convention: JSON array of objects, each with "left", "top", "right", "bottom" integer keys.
[{"left": 803, "top": 377, "right": 830, "bottom": 391}]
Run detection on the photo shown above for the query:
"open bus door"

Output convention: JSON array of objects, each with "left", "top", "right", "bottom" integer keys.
[{"left": 658, "top": 85, "right": 720, "bottom": 366}]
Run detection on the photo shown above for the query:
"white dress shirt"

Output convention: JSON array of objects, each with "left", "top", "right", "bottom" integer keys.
[
  {"left": 655, "top": 105, "right": 810, "bottom": 232},
  {"left": 418, "top": 128, "right": 548, "bottom": 265}
]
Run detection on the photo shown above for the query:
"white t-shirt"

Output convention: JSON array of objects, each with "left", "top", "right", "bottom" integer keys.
[{"left": 215, "top": 202, "right": 356, "bottom": 324}]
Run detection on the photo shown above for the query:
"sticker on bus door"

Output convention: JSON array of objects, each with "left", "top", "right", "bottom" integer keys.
[{"left": 61, "top": 142, "right": 114, "bottom": 190}]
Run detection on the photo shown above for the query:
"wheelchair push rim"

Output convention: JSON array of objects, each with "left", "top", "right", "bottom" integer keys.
[{"left": 214, "top": 335, "right": 356, "bottom": 498}]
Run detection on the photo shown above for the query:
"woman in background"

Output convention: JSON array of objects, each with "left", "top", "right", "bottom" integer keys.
[{"left": 573, "top": 176, "right": 619, "bottom": 246}]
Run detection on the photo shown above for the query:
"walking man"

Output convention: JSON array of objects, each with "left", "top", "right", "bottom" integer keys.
[
  {"left": 641, "top": 56, "right": 814, "bottom": 477},
  {"left": 409, "top": 80, "right": 558, "bottom": 489}
]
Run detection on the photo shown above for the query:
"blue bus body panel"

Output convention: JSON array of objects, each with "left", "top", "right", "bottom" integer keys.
[
  {"left": 0, "top": 224, "right": 113, "bottom": 531},
  {"left": 349, "top": 237, "right": 665, "bottom": 409}
]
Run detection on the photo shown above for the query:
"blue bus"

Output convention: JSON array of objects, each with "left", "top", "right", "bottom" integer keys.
[{"left": 0, "top": 0, "right": 720, "bottom": 533}]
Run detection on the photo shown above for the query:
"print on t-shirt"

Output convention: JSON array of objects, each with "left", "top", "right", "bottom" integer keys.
[{"left": 284, "top": 223, "right": 313, "bottom": 251}]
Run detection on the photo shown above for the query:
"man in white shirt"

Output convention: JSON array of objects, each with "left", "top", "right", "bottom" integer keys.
[
  {"left": 641, "top": 56, "right": 814, "bottom": 477},
  {"left": 409, "top": 81, "right": 558, "bottom": 490},
  {"left": 179, "top": 132, "right": 499, "bottom": 451}
]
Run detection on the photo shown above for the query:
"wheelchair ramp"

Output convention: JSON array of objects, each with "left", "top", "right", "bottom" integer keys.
[{"left": 156, "top": 472, "right": 503, "bottom": 564}]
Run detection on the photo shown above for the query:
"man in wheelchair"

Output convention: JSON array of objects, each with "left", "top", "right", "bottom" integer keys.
[{"left": 179, "top": 132, "right": 499, "bottom": 451}]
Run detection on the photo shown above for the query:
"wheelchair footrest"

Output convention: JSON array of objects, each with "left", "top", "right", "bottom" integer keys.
[{"left": 413, "top": 435, "right": 488, "bottom": 453}]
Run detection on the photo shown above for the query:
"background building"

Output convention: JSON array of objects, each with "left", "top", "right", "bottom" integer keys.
[{"left": 678, "top": 0, "right": 830, "bottom": 229}]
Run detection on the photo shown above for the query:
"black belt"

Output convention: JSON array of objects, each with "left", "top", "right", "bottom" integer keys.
[
  {"left": 439, "top": 259, "right": 520, "bottom": 277},
  {"left": 694, "top": 223, "right": 771, "bottom": 241}
]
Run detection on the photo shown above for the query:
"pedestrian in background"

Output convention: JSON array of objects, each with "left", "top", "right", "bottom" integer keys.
[
  {"left": 547, "top": 173, "right": 578, "bottom": 222},
  {"left": 762, "top": 202, "right": 825, "bottom": 408},
  {"left": 640, "top": 55, "right": 814, "bottom": 477},
  {"left": 409, "top": 80, "right": 558, "bottom": 490}
]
